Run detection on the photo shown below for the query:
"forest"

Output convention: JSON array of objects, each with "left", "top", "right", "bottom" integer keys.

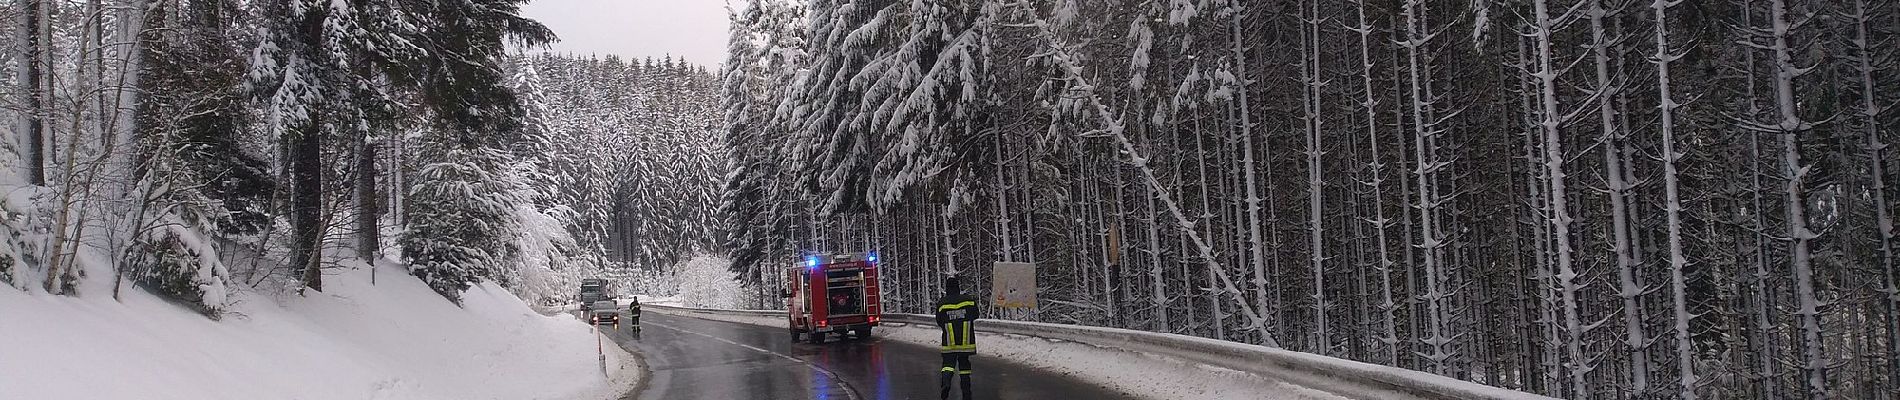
[
  {"left": 0, "top": 0, "right": 724, "bottom": 312},
  {"left": 717, "top": 0, "right": 1899, "bottom": 399},
  {"left": 518, "top": 53, "right": 726, "bottom": 297},
  {"left": 4, "top": 0, "right": 1895, "bottom": 398}
]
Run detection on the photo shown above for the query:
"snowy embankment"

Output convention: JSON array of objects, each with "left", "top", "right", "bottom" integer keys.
[
  {"left": 0, "top": 261, "right": 638, "bottom": 400},
  {"left": 648, "top": 305, "right": 1553, "bottom": 400}
]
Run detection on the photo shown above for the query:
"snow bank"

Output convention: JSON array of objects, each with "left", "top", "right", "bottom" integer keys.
[
  {"left": 876, "top": 322, "right": 1353, "bottom": 400},
  {"left": 0, "top": 260, "right": 639, "bottom": 400}
]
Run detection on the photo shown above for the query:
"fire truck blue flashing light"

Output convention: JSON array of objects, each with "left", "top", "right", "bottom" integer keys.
[
  {"left": 867, "top": 252, "right": 878, "bottom": 263},
  {"left": 806, "top": 256, "right": 820, "bottom": 269}
]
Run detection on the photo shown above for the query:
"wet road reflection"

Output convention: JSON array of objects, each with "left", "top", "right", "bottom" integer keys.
[{"left": 607, "top": 311, "right": 1134, "bottom": 400}]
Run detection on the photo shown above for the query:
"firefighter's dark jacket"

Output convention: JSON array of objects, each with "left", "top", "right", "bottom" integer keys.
[{"left": 935, "top": 295, "right": 978, "bottom": 353}]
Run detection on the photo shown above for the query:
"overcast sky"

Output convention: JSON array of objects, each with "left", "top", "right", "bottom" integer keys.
[{"left": 520, "top": 0, "right": 742, "bottom": 68}]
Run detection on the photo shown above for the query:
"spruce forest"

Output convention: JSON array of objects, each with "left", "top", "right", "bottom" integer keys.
[
  {"left": 0, "top": 1, "right": 724, "bottom": 327},
  {"left": 719, "top": 0, "right": 1899, "bottom": 399},
  {"left": 2, "top": 0, "right": 1896, "bottom": 398}
]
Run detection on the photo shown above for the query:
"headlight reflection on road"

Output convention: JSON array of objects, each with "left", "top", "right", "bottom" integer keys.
[
  {"left": 812, "top": 353, "right": 830, "bottom": 400},
  {"left": 870, "top": 341, "right": 890, "bottom": 400}
]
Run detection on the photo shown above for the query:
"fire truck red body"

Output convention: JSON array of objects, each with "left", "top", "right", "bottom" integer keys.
[{"left": 784, "top": 252, "right": 881, "bottom": 343}]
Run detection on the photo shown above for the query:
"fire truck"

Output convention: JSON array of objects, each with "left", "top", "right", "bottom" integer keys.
[{"left": 784, "top": 252, "right": 882, "bottom": 343}]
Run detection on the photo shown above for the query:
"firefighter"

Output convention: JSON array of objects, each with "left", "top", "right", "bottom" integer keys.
[
  {"left": 936, "top": 276, "right": 978, "bottom": 400},
  {"left": 628, "top": 297, "right": 642, "bottom": 331}
]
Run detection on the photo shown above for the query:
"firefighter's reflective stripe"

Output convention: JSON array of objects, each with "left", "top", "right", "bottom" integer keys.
[
  {"left": 937, "top": 301, "right": 976, "bottom": 311},
  {"left": 942, "top": 321, "right": 976, "bottom": 352},
  {"left": 941, "top": 353, "right": 975, "bottom": 378}
]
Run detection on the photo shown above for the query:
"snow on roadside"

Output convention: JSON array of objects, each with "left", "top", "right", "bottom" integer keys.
[
  {"left": 671, "top": 255, "right": 748, "bottom": 309},
  {"left": 0, "top": 260, "right": 639, "bottom": 400},
  {"left": 646, "top": 308, "right": 1349, "bottom": 400},
  {"left": 877, "top": 322, "right": 1352, "bottom": 400},
  {"left": 635, "top": 295, "right": 681, "bottom": 307}
]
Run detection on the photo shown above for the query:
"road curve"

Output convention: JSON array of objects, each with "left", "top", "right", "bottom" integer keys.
[{"left": 605, "top": 311, "right": 1136, "bottom": 400}]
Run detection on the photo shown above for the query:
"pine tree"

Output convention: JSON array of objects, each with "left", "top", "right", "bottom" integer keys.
[
  {"left": 399, "top": 0, "right": 553, "bottom": 302},
  {"left": 248, "top": 0, "right": 421, "bottom": 293},
  {"left": 124, "top": 0, "right": 261, "bottom": 312}
]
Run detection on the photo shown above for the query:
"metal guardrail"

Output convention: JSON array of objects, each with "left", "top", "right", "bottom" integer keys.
[{"left": 644, "top": 304, "right": 1552, "bottom": 400}]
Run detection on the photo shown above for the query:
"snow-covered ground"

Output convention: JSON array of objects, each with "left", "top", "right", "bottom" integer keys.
[
  {"left": 0, "top": 260, "right": 639, "bottom": 400},
  {"left": 648, "top": 308, "right": 1353, "bottom": 400}
]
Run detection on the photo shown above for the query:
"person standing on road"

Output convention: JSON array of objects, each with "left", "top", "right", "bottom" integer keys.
[
  {"left": 628, "top": 296, "right": 642, "bottom": 330},
  {"left": 936, "top": 276, "right": 978, "bottom": 400}
]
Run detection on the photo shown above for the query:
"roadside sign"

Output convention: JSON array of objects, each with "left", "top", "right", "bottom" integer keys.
[{"left": 992, "top": 262, "right": 1037, "bottom": 309}]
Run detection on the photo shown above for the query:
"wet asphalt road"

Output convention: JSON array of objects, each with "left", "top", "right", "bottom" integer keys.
[{"left": 603, "top": 311, "right": 1135, "bottom": 400}]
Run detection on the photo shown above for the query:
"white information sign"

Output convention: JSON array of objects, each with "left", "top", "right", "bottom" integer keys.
[{"left": 991, "top": 262, "right": 1037, "bottom": 309}]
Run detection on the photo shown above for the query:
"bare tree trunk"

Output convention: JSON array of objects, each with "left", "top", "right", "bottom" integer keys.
[
  {"left": 1194, "top": 97, "right": 1225, "bottom": 341},
  {"left": 24, "top": 0, "right": 47, "bottom": 187},
  {"left": 1109, "top": 156, "right": 1129, "bottom": 328},
  {"left": 941, "top": 204, "right": 958, "bottom": 277},
  {"left": 1736, "top": 0, "right": 1782, "bottom": 394},
  {"left": 1350, "top": 0, "right": 1398, "bottom": 365},
  {"left": 389, "top": 131, "right": 404, "bottom": 228},
  {"left": 995, "top": 125, "right": 1013, "bottom": 263},
  {"left": 1300, "top": 0, "right": 1329, "bottom": 353},
  {"left": 1512, "top": 32, "right": 1563, "bottom": 395},
  {"left": 1846, "top": 0, "right": 1899, "bottom": 390},
  {"left": 292, "top": 122, "right": 325, "bottom": 292},
  {"left": 1401, "top": 0, "right": 1454, "bottom": 375},
  {"left": 1225, "top": 5, "right": 1275, "bottom": 346},
  {"left": 357, "top": 137, "right": 379, "bottom": 262},
  {"left": 1763, "top": 1, "right": 1826, "bottom": 396},
  {"left": 30, "top": 0, "right": 58, "bottom": 293},
  {"left": 1391, "top": 23, "right": 1421, "bottom": 372},
  {"left": 1650, "top": 0, "right": 1697, "bottom": 397},
  {"left": 1149, "top": 174, "right": 1169, "bottom": 331},
  {"left": 1098, "top": 167, "right": 1116, "bottom": 315},
  {"left": 1588, "top": 1, "right": 1649, "bottom": 393},
  {"left": 1529, "top": 0, "right": 1592, "bottom": 395}
]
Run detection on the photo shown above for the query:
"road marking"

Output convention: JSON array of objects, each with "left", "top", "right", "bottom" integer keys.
[{"left": 646, "top": 320, "right": 863, "bottom": 400}]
